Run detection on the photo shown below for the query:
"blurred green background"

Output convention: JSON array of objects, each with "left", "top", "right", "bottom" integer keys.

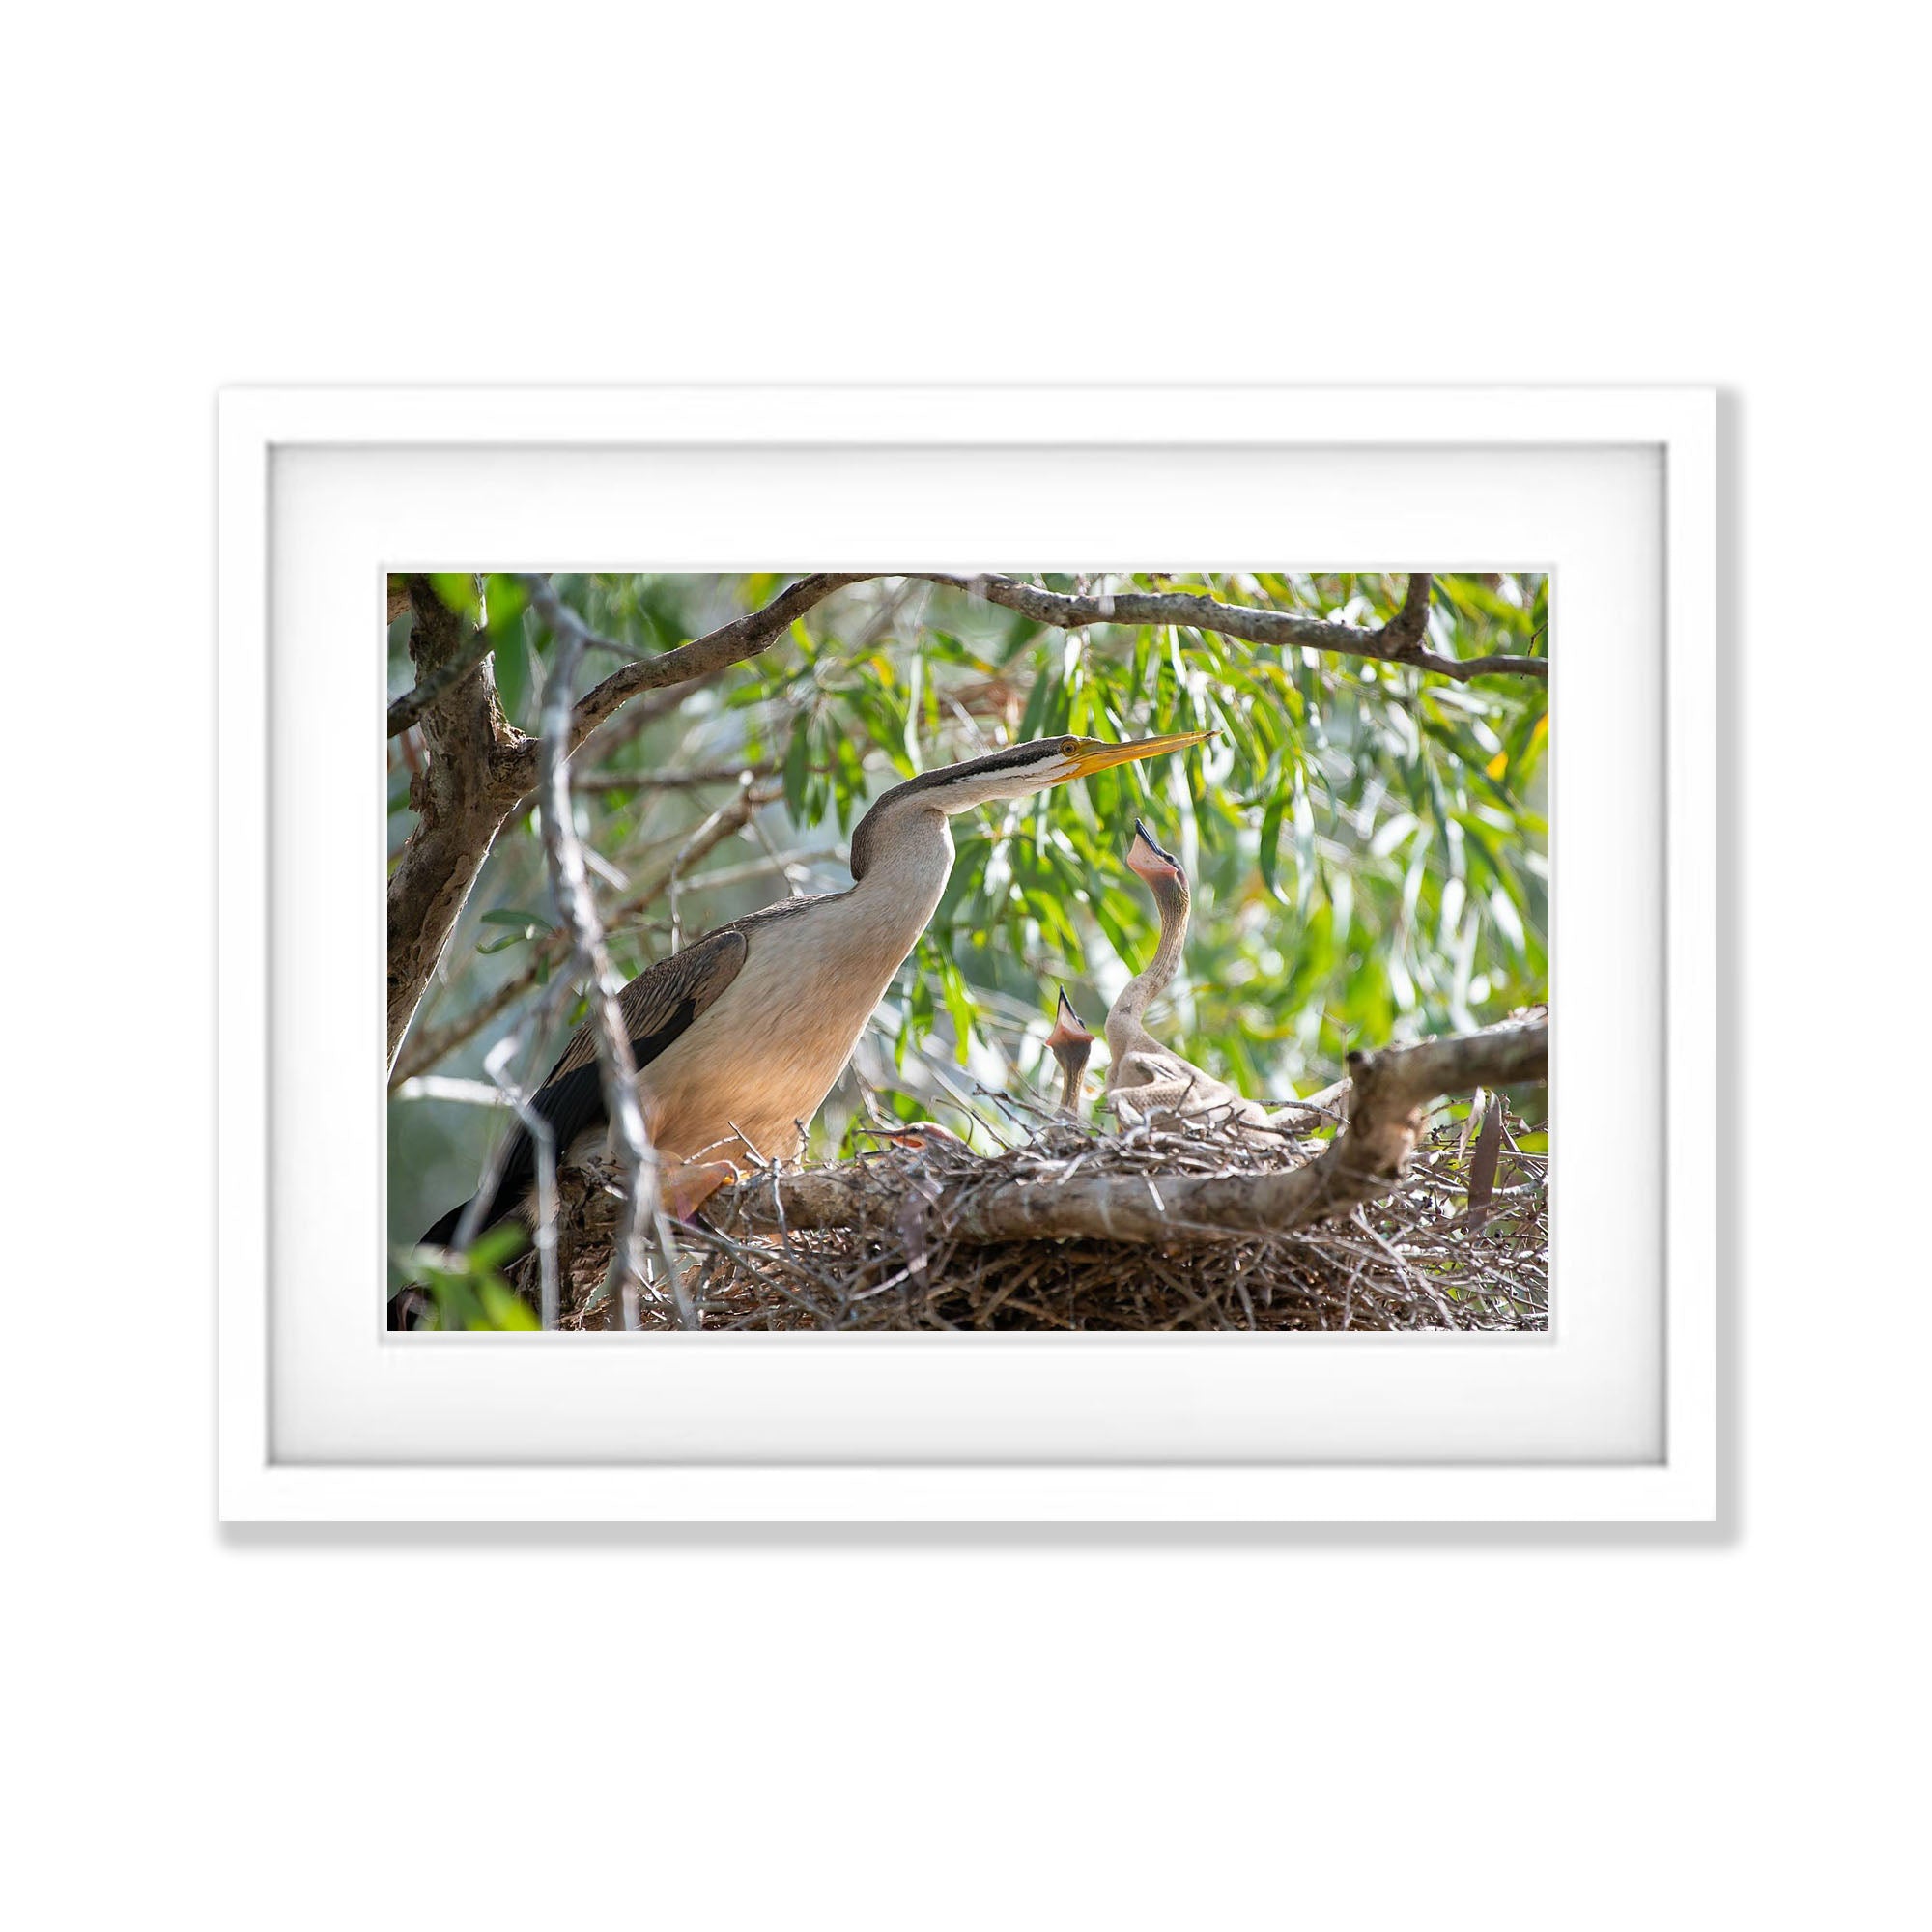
[{"left": 388, "top": 572, "right": 1548, "bottom": 1268}]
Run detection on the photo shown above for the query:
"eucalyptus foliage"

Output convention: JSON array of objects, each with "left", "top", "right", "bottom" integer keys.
[{"left": 387, "top": 571, "right": 1548, "bottom": 1259}]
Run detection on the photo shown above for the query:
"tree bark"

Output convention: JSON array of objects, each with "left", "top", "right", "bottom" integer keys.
[
  {"left": 911, "top": 571, "right": 1546, "bottom": 683},
  {"left": 384, "top": 573, "right": 866, "bottom": 1067},
  {"left": 385, "top": 577, "right": 530, "bottom": 1065}
]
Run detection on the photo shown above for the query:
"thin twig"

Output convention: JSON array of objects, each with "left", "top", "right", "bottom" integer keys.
[
  {"left": 570, "top": 761, "right": 783, "bottom": 792},
  {"left": 528, "top": 578, "right": 661, "bottom": 1331},
  {"left": 498, "top": 573, "right": 870, "bottom": 794},
  {"left": 389, "top": 784, "right": 773, "bottom": 1087},
  {"left": 482, "top": 1028, "right": 561, "bottom": 1330},
  {"left": 386, "top": 628, "right": 499, "bottom": 737}
]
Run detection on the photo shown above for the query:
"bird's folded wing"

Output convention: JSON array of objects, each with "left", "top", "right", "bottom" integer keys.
[
  {"left": 1108, "top": 1045, "right": 1201, "bottom": 1091},
  {"left": 541, "top": 925, "right": 749, "bottom": 1085},
  {"left": 468, "top": 926, "right": 751, "bottom": 1232}
]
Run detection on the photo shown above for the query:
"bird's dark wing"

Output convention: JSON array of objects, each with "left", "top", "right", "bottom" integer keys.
[
  {"left": 541, "top": 924, "right": 749, "bottom": 1085},
  {"left": 421, "top": 924, "right": 749, "bottom": 1249}
]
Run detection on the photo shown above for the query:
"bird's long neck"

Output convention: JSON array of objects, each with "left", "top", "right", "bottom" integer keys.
[
  {"left": 843, "top": 801, "right": 956, "bottom": 964},
  {"left": 1106, "top": 876, "right": 1189, "bottom": 1058},
  {"left": 1056, "top": 1051, "right": 1089, "bottom": 1116}
]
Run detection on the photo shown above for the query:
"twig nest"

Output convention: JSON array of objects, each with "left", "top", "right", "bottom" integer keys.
[{"left": 513, "top": 1107, "right": 1548, "bottom": 1333}]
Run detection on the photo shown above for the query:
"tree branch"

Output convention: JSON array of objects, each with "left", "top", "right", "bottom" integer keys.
[
  {"left": 389, "top": 779, "right": 772, "bottom": 1087},
  {"left": 569, "top": 677, "right": 728, "bottom": 767},
  {"left": 912, "top": 571, "right": 1545, "bottom": 684},
  {"left": 709, "top": 1019, "right": 1548, "bottom": 1246},
  {"left": 498, "top": 688, "right": 755, "bottom": 829},
  {"left": 495, "top": 572, "right": 874, "bottom": 796},
  {"left": 568, "top": 761, "right": 782, "bottom": 792},
  {"left": 386, "top": 627, "right": 503, "bottom": 737},
  {"left": 1379, "top": 570, "right": 1435, "bottom": 660},
  {"left": 531, "top": 596, "right": 662, "bottom": 1332},
  {"left": 385, "top": 577, "right": 527, "bottom": 1064},
  {"left": 387, "top": 574, "right": 854, "bottom": 1062}
]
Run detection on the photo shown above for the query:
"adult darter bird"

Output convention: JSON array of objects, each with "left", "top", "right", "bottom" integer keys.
[{"left": 411, "top": 732, "right": 1209, "bottom": 1290}]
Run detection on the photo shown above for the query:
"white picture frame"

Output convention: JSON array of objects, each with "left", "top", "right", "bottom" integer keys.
[{"left": 218, "top": 384, "right": 1716, "bottom": 1523}]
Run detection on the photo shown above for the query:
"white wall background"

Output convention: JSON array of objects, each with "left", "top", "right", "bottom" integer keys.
[{"left": 5, "top": 6, "right": 1921, "bottom": 1927}]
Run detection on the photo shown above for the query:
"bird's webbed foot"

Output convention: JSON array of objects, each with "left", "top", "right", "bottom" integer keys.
[{"left": 662, "top": 1158, "right": 745, "bottom": 1221}]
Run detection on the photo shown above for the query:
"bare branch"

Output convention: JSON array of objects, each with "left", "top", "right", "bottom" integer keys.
[
  {"left": 912, "top": 571, "right": 1545, "bottom": 684},
  {"left": 498, "top": 690, "right": 756, "bottom": 829},
  {"left": 388, "top": 572, "right": 848, "bottom": 1066},
  {"left": 710, "top": 1019, "right": 1548, "bottom": 1246},
  {"left": 392, "top": 1075, "right": 518, "bottom": 1107},
  {"left": 530, "top": 584, "right": 660, "bottom": 1332},
  {"left": 496, "top": 572, "right": 874, "bottom": 796},
  {"left": 386, "top": 628, "right": 502, "bottom": 737},
  {"left": 569, "top": 761, "right": 781, "bottom": 792},
  {"left": 476, "top": 1027, "right": 563, "bottom": 1332},
  {"left": 385, "top": 577, "right": 528, "bottom": 1065},
  {"left": 389, "top": 781, "right": 771, "bottom": 1087},
  {"left": 568, "top": 678, "right": 724, "bottom": 768},
  {"left": 1379, "top": 571, "right": 1435, "bottom": 659},
  {"left": 391, "top": 955, "right": 545, "bottom": 1090}
]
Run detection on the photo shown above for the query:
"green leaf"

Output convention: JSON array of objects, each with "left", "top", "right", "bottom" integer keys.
[
  {"left": 495, "top": 614, "right": 531, "bottom": 727},
  {"left": 783, "top": 711, "right": 813, "bottom": 819},
  {"left": 938, "top": 956, "right": 976, "bottom": 1065},
  {"left": 428, "top": 573, "right": 483, "bottom": 622},
  {"left": 469, "top": 1223, "right": 530, "bottom": 1271},
  {"left": 1258, "top": 798, "right": 1287, "bottom": 901},
  {"left": 476, "top": 1278, "right": 540, "bottom": 1331},
  {"left": 481, "top": 574, "right": 531, "bottom": 634},
  {"left": 1016, "top": 669, "right": 1057, "bottom": 743}
]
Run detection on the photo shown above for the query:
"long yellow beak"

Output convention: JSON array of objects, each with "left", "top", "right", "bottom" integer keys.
[{"left": 1063, "top": 728, "right": 1211, "bottom": 780}]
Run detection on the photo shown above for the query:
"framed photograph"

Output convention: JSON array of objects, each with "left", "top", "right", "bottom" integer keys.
[{"left": 218, "top": 384, "right": 1715, "bottom": 1522}]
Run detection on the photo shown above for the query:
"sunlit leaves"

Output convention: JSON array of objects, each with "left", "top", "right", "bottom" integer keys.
[
  {"left": 407, "top": 1223, "right": 539, "bottom": 1331},
  {"left": 736, "top": 567, "right": 1555, "bottom": 1110},
  {"left": 393, "top": 568, "right": 1550, "bottom": 1210},
  {"left": 782, "top": 712, "right": 813, "bottom": 819}
]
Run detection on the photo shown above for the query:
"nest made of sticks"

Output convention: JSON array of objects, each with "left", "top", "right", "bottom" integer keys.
[{"left": 535, "top": 1097, "right": 1548, "bottom": 1333}]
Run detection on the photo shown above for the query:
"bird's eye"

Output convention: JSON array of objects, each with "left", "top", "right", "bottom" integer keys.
[{"left": 1061, "top": 738, "right": 1080, "bottom": 756}]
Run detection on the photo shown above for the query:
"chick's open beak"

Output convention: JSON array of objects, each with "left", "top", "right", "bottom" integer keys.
[
  {"left": 1127, "top": 816, "right": 1183, "bottom": 880},
  {"left": 1045, "top": 988, "right": 1094, "bottom": 1048},
  {"left": 1063, "top": 728, "right": 1211, "bottom": 780}
]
